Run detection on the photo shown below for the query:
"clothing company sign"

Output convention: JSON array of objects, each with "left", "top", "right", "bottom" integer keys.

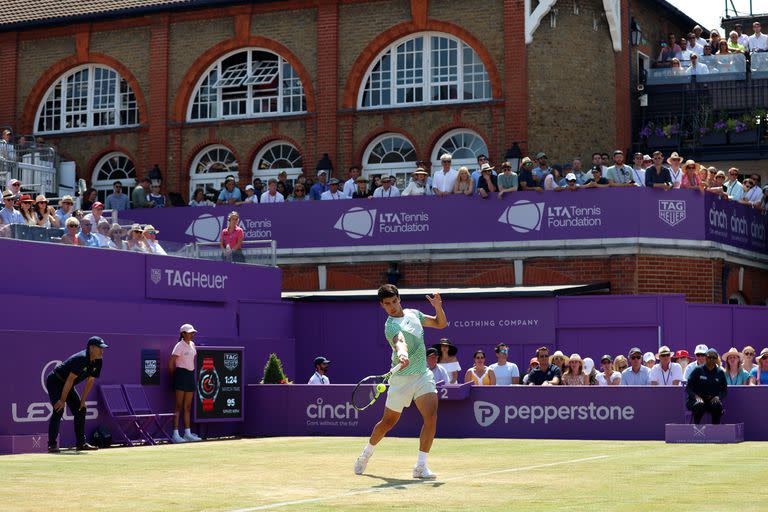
[
  {"left": 11, "top": 360, "right": 98, "bottom": 423},
  {"left": 334, "top": 207, "right": 430, "bottom": 239},
  {"left": 658, "top": 199, "right": 686, "bottom": 227},
  {"left": 305, "top": 397, "right": 359, "bottom": 428},
  {"left": 145, "top": 256, "right": 229, "bottom": 302},
  {"left": 473, "top": 400, "right": 635, "bottom": 427},
  {"left": 498, "top": 200, "right": 603, "bottom": 232}
]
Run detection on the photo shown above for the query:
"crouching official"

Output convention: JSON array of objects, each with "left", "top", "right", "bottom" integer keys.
[
  {"left": 685, "top": 348, "right": 727, "bottom": 425},
  {"left": 46, "top": 336, "right": 108, "bottom": 452}
]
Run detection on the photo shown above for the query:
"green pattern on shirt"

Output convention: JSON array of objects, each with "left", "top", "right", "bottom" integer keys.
[{"left": 384, "top": 308, "right": 428, "bottom": 376}]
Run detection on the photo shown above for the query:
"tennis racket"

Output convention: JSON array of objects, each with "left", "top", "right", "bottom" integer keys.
[{"left": 351, "top": 364, "right": 402, "bottom": 411}]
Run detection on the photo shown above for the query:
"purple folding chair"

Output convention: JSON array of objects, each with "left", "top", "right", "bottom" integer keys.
[
  {"left": 99, "top": 385, "right": 152, "bottom": 446},
  {"left": 122, "top": 384, "right": 173, "bottom": 444}
]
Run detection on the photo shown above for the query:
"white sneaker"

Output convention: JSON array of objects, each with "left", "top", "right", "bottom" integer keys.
[
  {"left": 413, "top": 465, "right": 437, "bottom": 480},
  {"left": 171, "top": 432, "right": 186, "bottom": 444},
  {"left": 354, "top": 453, "right": 371, "bottom": 475},
  {"left": 183, "top": 432, "right": 201, "bottom": 442}
]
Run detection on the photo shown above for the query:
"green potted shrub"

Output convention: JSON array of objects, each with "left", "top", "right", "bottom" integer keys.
[{"left": 261, "top": 353, "right": 291, "bottom": 384}]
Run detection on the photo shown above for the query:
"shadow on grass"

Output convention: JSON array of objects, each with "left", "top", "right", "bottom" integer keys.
[{"left": 362, "top": 474, "right": 444, "bottom": 491}]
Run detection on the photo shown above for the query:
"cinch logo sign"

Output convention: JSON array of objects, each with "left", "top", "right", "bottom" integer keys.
[{"left": 659, "top": 199, "right": 686, "bottom": 226}]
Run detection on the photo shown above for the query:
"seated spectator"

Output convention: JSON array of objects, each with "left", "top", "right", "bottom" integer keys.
[
  {"left": 702, "top": 44, "right": 713, "bottom": 56},
  {"left": 606, "top": 150, "right": 634, "bottom": 186},
  {"left": 452, "top": 167, "right": 474, "bottom": 196},
  {"left": 242, "top": 184, "right": 259, "bottom": 203},
  {"left": 132, "top": 177, "right": 151, "bottom": 208},
  {"left": 261, "top": 178, "right": 286, "bottom": 203},
  {"left": 643, "top": 352, "right": 656, "bottom": 369},
  {"left": 402, "top": 168, "right": 430, "bottom": 196},
  {"left": 497, "top": 162, "right": 518, "bottom": 197},
  {"left": 18, "top": 195, "right": 37, "bottom": 226},
  {"left": 521, "top": 357, "right": 539, "bottom": 385},
  {"left": 144, "top": 225, "right": 166, "bottom": 255},
  {"left": 60, "top": 217, "right": 81, "bottom": 245},
  {"left": 686, "top": 33, "right": 703, "bottom": 55},
  {"left": 561, "top": 353, "right": 589, "bottom": 385},
  {"left": 727, "top": 31, "right": 746, "bottom": 53},
  {"left": 433, "top": 339, "right": 460, "bottom": 384},
  {"left": 570, "top": 158, "right": 589, "bottom": 184},
  {"left": 6, "top": 178, "right": 22, "bottom": 200},
  {"left": 426, "top": 348, "right": 449, "bottom": 385},
  {"left": 621, "top": 347, "right": 651, "bottom": 385},
  {"left": 542, "top": 165, "right": 561, "bottom": 190},
  {"left": 321, "top": 178, "right": 349, "bottom": 200},
  {"left": 105, "top": 181, "right": 130, "bottom": 211},
  {"left": 1, "top": 190, "right": 23, "bottom": 225},
  {"left": 681, "top": 160, "right": 702, "bottom": 189},
  {"left": 716, "top": 39, "right": 730, "bottom": 55},
  {"left": 583, "top": 357, "right": 597, "bottom": 385},
  {"left": 722, "top": 347, "right": 753, "bottom": 385},
  {"left": 742, "top": 346, "right": 756, "bottom": 374},
  {"left": 476, "top": 163, "right": 498, "bottom": 198},
  {"left": 33, "top": 195, "right": 60, "bottom": 228},
  {"left": 750, "top": 348, "right": 768, "bottom": 385},
  {"left": 761, "top": 186, "right": 768, "bottom": 211},
  {"left": 76, "top": 218, "right": 99, "bottom": 247},
  {"left": 684, "top": 344, "right": 709, "bottom": 380},
  {"left": 739, "top": 178, "right": 762, "bottom": 206},
  {"left": 288, "top": 183, "right": 310, "bottom": 201},
  {"left": 220, "top": 212, "right": 244, "bottom": 263},
  {"left": 550, "top": 350, "right": 568, "bottom": 376},
  {"left": 596, "top": 355, "right": 622, "bottom": 385},
  {"left": 81, "top": 188, "right": 97, "bottom": 211},
  {"left": 277, "top": 170, "right": 293, "bottom": 197},
  {"left": 372, "top": 175, "right": 400, "bottom": 198},
  {"left": 686, "top": 349, "right": 727, "bottom": 424},
  {"left": 217, "top": 176, "right": 242, "bottom": 205},
  {"left": 649, "top": 346, "right": 683, "bottom": 386},
  {"left": 56, "top": 195, "right": 75, "bottom": 226},
  {"left": 583, "top": 166, "right": 609, "bottom": 187},
  {"left": 613, "top": 355, "right": 629, "bottom": 373},
  {"left": 686, "top": 53, "right": 709, "bottom": 74},
  {"left": 83, "top": 202, "right": 105, "bottom": 227},
  {"left": 645, "top": 151, "right": 673, "bottom": 189},
  {"left": 127, "top": 223, "right": 149, "bottom": 253},
  {"left": 488, "top": 343, "right": 519, "bottom": 385},
  {"left": 465, "top": 350, "right": 496, "bottom": 385},
  {"left": 669, "top": 58, "right": 684, "bottom": 75},
  {"left": 94, "top": 219, "right": 112, "bottom": 247},
  {"left": 674, "top": 349, "right": 691, "bottom": 376},
  {"left": 527, "top": 346, "right": 562, "bottom": 386},
  {"left": 108, "top": 223, "right": 126, "bottom": 250},
  {"left": 189, "top": 188, "right": 213, "bottom": 207},
  {"left": 309, "top": 171, "right": 329, "bottom": 200}
]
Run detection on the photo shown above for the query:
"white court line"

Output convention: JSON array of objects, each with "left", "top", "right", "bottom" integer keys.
[{"left": 228, "top": 454, "right": 609, "bottom": 512}]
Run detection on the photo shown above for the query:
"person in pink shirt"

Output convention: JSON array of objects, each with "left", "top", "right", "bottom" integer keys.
[
  {"left": 169, "top": 323, "right": 201, "bottom": 443},
  {"left": 220, "top": 211, "right": 244, "bottom": 263},
  {"left": 681, "top": 160, "right": 702, "bottom": 189}
]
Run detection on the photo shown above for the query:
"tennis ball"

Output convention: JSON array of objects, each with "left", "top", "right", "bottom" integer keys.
[{"left": 376, "top": 383, "right": 387, "bottom": 393}]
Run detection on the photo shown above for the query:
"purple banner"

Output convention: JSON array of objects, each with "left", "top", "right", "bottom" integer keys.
[
  {"left": 124, "top": 188, "right": 736, "bottom": 250},
  {"left": 145, "top": 254, "right": 231, "bottom": 302},
  {"left": 705, "top": 192, "right": 768, "bottom": 253},
  {"left": 245, "top": 384, "right": 768, "bottom": 441}
]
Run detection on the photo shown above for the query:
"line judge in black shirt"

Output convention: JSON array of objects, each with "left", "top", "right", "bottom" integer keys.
[
  {"left": 685, "top": 348, "right": 727, "bottom": 424},
  {"left": 644, "top": 151, "right": 673, "bottom": 189},
  {"left": 527, "top": 346, "right": 562, "bottom": 385},
  {"left": 45, "top": 336, "right": 108, "bottom": 453}
]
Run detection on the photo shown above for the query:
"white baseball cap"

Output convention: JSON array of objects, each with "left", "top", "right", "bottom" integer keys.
[
  {"left": 643, "top": 352, "right": 656, "bottom": 363},
  {"left": 565, "top": 173, "right": 577, "bottom": 181},
  {"left": 180, "top": 324, "right": 197, "bottom": 334},
  {"left": 694, "top": 344, "right": 709, "bottom": 355},
  {"left": 245, "top": 184, "right": 254, "bottom": 191}
]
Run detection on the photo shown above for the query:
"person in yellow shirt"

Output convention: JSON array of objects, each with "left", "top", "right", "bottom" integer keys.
[{"left": 465, "top": 350, "right": 496, "bottom": 385}]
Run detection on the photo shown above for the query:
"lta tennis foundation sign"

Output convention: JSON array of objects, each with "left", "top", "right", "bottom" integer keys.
[{"left": 334, "top": 207, "right": 430, "bottom": 239}]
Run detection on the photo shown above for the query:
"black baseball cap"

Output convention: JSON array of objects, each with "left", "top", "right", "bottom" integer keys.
[
  {"left": 628, "top": 347, "right": 642, "bottom": 357},
  {"left": 600, "top": 354, "right": 613, "bottom": 363},
  {"left": 314, "top": 356, "right": 330, "bottom": 366},
  {"left": 87, "top": 336, "right": 109, "bottom": 348},
  {"left": 426, "top": 348, "right": 438, "bottom": 357}
]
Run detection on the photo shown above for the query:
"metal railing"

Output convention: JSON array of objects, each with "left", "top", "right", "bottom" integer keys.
[
  {"left": 192, "top": 240, "right": 277, "bottom": 267},
  {"left": 0, "top": 142, "right": 58, "bottom": 195}
]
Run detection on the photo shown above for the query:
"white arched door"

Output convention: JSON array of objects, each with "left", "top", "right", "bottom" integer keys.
[
  {"left": 362, "top": 133, "right": 417, "bottom": 190},
  {"left": 189, "top": 145, "right": 239, "bottom": 200},
  {"left": 430, "top": 129, "right": 488, "bottom": 174},
  {"left": 92, "top": 152, "right": 136, "bottom": 204},
  {"left": 252, "top": 141, "right": 303, "bottom": 186}
]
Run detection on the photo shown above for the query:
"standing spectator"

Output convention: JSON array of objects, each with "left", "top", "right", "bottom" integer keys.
[
  {"left": 132, "top": 177, "right": 151, "bottom": 208},
  {"left": 18, "top": 195, "right": 37, "bottom": 225},
  {"left": 402, "top": 169, "right": 430, "bottom": 196},
  {"left": 740, "top": 178, "right": 762, "bottom": 206},
  {"left": 666, "top": 152, "right": 684, "bottom": 188},
  {"left": 686, "top": 349, "right": 727, "bottom": 425},
  {"left": 470, "top": 154, "right": 492, "bottom": 191},
  {"left": 81, "top": 188, "right": 97, "bottom": 211},
  {"left": 309, "top": 170, "right": 329, "bottom": 200},
  {"left": 308, "top": 356, "right": 331, "bottom": 384},
  {"left": 488, "top": 343, "right": 519, "bottom": 385},
  {"left": 321, "top": 178, "right": 349, "bottom": 200},
  {"left": 709, "top": 29, "right": 722, "bottom": 50},
  {"left": 532, "top": 152, "right": 550, "bottom": 184},
  {"left": 518, "top": 157, "right": 541, "bottom": 191},
  {"left": 748, "top": 21, "right": 768, "bottom": 53},
  {"left": 433, "top": 339, "right": 460, "bottom": 384},
  {"left": 657, "top": 35, "right": 680, "bottom": 64},
  {"left": 708, "top": 171, "right": 728, "bottom": 196},
  {"left": 570, "top": 158, "right": 588, "bottom": 184},
  {"left": 677, "top": 38, "right": 694, "bottom": 60},
  {"left": 76, "top": 218, "right": 99, "bottom": 247},
  {"left": 127, "top": 224, "right": 149, "bottom": 252},
  {"left": 426, "top": 348, "right": 449, "bottom": 385},
  {"left": 684, "top": 344, "right": 709, "bottom": 380},
  {"left": 605, "top": 150, "right": 634, "bottom": 186},
  {"left": 621, "top": 347, "right": 651, "bottom": 385},
  {"left": 431, "top": 154, "right": 458, "bottom": 196},
  {"left": 693, "top": 25, "right": 708, "bottom": 48},
  {"left": 217, "top": 176, "right": 242, "bottom": 205},
  {"left": 220, "top": 211, "right": 244, "bottom": 263},
  {"left": 750, "top": 348, "right": 768, "bottom": 385},
  {"left": 143, "top": 225, "right": 166, "bottom": 255},
  {"left": 1, "top": 190, "right": 23, "bottom": 225},
  {"left": 562, "top": 353, "right": 589, "bottom": 385},
  {"left": 723, "top": 347, "right": 753, "bottom": 385},
  {"left": 242, "top": 184, "right": 259, "bottom": 203},
  {"left": 583, "top": 166, "right": 609, "bottom": 187},
  {"left": 60, "top": 217, "right": 81, "bottom": 245},
  {"left": 372, "top": 175, "right": 401, "bottom": 198},
  {"left": 733, "top": 23, "right": 749, "bottom": 47},
  {"left": 724, "top": 168, "right": 744, "bottom": 200},
  {"left": 252, "top": 178, "right": 265, "bottom": 198},
  {"left": 742, "top": 346, "right": 756, "bottom": 375},
  {"left": 0, "top": 129, "right": 13, "bottom": 159},
  {"left": 687, "top": 33, "right": 703, "bottom": 56},
  {"left": 189, "top": 188, "right": 213, "bottom": 207},
  {"left": 681, "top": 160, "right": 702, "bottom": 189},
  {"left": 83, "top": 202, "right": 105, "bottom": 227},
  {"left": 727, "top": 31, "right": 747, "bottom": 53},
  {"left": 685, "top": 53, "right": 709, "bottom": 75},
  {"left": 476, "top": 163, "right": 497, "bottom": 198},
  {"left": 464, "top": 350, "right": 496, "bottom": 385},
  {"left": 643, "top": 352, "right": 656, "bottom": 369},
  {"left": 261, "top": 178, "right": 285, "bottom": 203},
  {"left": 288, "top": 182, "right": 311, "bottom": 201},
  {"left": 147, "top": 183, "right": 167, "bottom": 208},
  {"left": 33, "top": 195, "right": 60, "bottom": 228},
  {"left": 645, "top": 151, "right": 673, "bottom": 189},
  {"left": 343, "top": 166, "right": 362, "bottom": 198},
  {"left": 675, "top": 349, "right": 691, "bottom": 376},
  {"left": 497, "top": 162, "right": 518, "bottom": 197},
  {"left": 277, "top": 170, "right": 293, "bottom": 197},
  {"left": 452, "top": 167, "right": 474, "bottom": 195},
  {"left": 650, "top": 346, "right": 683, "bottom": 386},
  {"left": 169, "top": 324, "right": 202, "bottom": 443},
  {"left": 55, "top": 195, "right": 75, "bottom": 226},
  {"left": 527, "top": 346, "right": 562, "bottom": 386},
  {"left": 276, "top": 181, "right": 287, "bottom": 198},
  {"left": 596, "top": 355, "right": 622, "bottom": 385},
  {"left": 630, "top": 153, "right": 646, "bottom": 186},
  {"left": 105, "top": 181, "right": 130, "bottom": 211}
]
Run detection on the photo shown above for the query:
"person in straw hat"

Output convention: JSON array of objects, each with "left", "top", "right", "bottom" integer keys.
[
  {"left": 666, "top": 151, "right": 684, "bottom": 188},
  {"left": 402, "top": 168, "right": 431, "bottom": 196},
  {"left": 649, "top": 346, "right": 683, "bottom": 386},
  {"left": 562, "top": 353, "right": 589, "bottom": 385},
  {"left": 722, "top": 347, "right": 753, "bottom": 385},
  {"left": 749, "top": 348, "right": 768, "bottom": 385},
  {"left": 681, "top": 160, "right": 702, "bottom": 189}
]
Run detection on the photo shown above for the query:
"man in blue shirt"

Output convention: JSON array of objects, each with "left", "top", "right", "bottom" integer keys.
[
  {"left": 621, "top": 347, "right": 651, "bottom": 385},
  {"left": 217, "top": 176, "right": 242, "bottom": 205},
  {"left": 77, "top": 218, "right": 100, "bottom": 247},
  {"left": 45, "top": 336, "right": 108, "bottom": 452},
  {"left": 1, "top": 190, "right": 24, "bottom": 224},
  {"left": 310, "top": 170, "right": 330, "bottom": 200},
  {"left": 105, "top": 181, "right": 130, "bottom": 211}
]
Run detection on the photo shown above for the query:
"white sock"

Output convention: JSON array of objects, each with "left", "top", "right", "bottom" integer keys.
[
  {"left": 173, "top": 429, "right": 179, "bottom": 436},
  {"left": 184, "top": 428, "right": 192, "bottom": 435},
  {"left": 362, "top": 443, "right": 375, "bottom": 457},
  {"left": 417, "top": 451, "right": 428, "bottom": 466}
]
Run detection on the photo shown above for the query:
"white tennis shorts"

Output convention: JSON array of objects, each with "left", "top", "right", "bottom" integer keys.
[{"left": 385, "top": 371, "right": 436, "bottom": 413}]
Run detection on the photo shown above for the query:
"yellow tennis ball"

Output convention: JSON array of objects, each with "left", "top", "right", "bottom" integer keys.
[{"left": 376, "top": 383, "right": 386, "bottom": 393}]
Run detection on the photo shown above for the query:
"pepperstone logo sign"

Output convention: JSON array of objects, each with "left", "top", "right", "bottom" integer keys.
[
  {"left": 498, "top": 200, "right": 545, "bottom": 233},
  {"left": 474, "top": 401, "right": 501, "bottom": 427},
  {"left": 659, "top": 199, "right": 686, "bottom": 226},
  {"left": 473, "top": 400, "right": 635, "bottom": 426}
]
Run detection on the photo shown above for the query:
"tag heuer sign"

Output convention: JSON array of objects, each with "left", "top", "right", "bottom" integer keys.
[
  {"left": 144, "top": 359, "right": 157, "bottom": 378},
  {"left": 224, "top": 353, "right": 239, "bottom": 371},
  {"left": 141, "top": 349, "right": 161, "bottom": 385},
  {"left": 658, "top": 200, "right": 686, "bottom": 227},
  {"left": 150, "top": 268, "right": 162, "bottom": 284}
]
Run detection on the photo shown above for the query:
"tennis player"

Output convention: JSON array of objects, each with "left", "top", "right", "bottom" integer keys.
[{"left": 354, "top": 284, "right": 447, "bottom": 479}]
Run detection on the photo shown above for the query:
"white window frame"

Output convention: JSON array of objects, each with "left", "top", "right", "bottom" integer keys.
[
  {"left": 430, "top": 129, "right": 489, "bottom": 174},
  {"left": 189, "top": 145, "right": 239, "bottom": 199},
  {"left": 252, "top": 141, "right": 303, "bottom": 183},
  {"left": 91, "top": 152, "right": 136, "bottom": 204},
  {"left": 358, "top": 32, "right": 491, "bottom": 110},
  {"left": 362, "top": 133, "right": 418, "bottom": 190},
  {"left": 34, "top": 64, "right": 139, "bottom": 135},
  {"left": 187, "top": 48, "right": 306, "bottom": 122}
]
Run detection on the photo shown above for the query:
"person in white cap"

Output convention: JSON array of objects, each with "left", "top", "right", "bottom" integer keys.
[
  {"left": 556, "top": 173, "right": 580, "bottom": 191},
  {"left": 643, "top": 352, "right": 656, "bottom": 369},
  {"left": 684, "top": 344, "right": 709, "bottom": 381},
  {"left": 431, "top": 154, "right": 458, "bottom": 197},
  {"left": 169, "top": 324, "right": 202, "bottom": 442},
  {"left": 649, "top": 346, "right": 683, "bottom": 386}
]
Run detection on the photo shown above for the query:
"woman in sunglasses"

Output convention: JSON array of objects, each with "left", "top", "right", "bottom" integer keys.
[
  {"left": 464, "top": 350, "right": 496, "bottom": 386},
  {"left": 18, "top": 194, "right": 37, "bottom": 226},
  {"left": 60, "top": 218, "right": 81, "bottom": 245},
  {"left": 33, "top": 195, "right": 60, "bottom": 228},
  {"left": 287, "top": 184, "right": 310, "bottom": 201}
]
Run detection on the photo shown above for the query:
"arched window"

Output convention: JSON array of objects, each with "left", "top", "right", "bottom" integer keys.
[
  {"left": 431, "top": 129, "right": 488, "bottom": 173},
  {"left": 92, "top": 152, "right": 136, "bottom": 204},
  {"left": 35, "top": 65, "right": 139, "bottom": 134},
  {"left": 362, "top": 133, "right": 417, "bottom": 189},
  {"left": 359, "top": 33, "right": 491, "bottom": 109},
  {"left": 189, "top": 145, "right": 239, "bottom": 199},
  {"left": 188, "top": 48, "right": 306, "bottom": 121},
  {"left": 252, "top": 141, "right": 303, "bottom": 184}
]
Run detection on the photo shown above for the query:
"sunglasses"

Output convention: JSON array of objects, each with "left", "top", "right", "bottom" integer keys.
[
  {"left": 11, "top": 183, "right": 20, "bottom": 187},
  {"left": 81, "top": 223, "right": 92, "bottom": 227},
  {"left": 617, "top": 365, "right": 628, "bottom": 371},
  {"left": 475, "top": 356, "right": 485, "bottom": 360},
  {"left": 66, "top": 224, "right": 78, "bottom": 228},
  {"left": 630, "top": 355, "right": 642, "bottom": 360},
  {"left": 744, "top": 352, "right": 755, "bottom": 356}
]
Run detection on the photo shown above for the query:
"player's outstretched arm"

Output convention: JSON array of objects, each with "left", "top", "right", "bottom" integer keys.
[
  {"left": 393, "top": 332, "right": 410, "bottom": 369},
  {"left": 422, "top": 293, "right": 447, "bottom": 329}
]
